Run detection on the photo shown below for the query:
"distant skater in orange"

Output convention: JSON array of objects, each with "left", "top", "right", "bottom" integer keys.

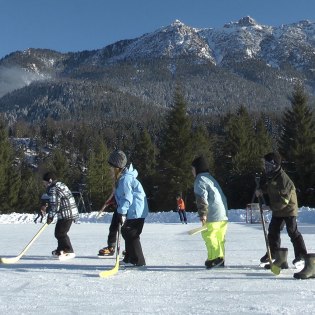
[{"left": 176, "top": 195, "right": 187, "bottom": 224}]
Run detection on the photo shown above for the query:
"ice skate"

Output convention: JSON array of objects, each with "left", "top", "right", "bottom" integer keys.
[{"left": 98, "top": 246, "right": 115, "bottom": 258}]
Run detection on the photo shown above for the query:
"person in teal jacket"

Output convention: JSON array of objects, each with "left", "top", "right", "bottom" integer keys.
[
  {"left": 108, "top": 150, "right": 148, "bottom": 267},
  {"left": 191, "top": 156, "right": 228, "bottom": 269}
]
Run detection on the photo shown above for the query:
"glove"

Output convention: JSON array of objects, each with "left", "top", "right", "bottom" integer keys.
[
  {"left": 200, "top": 215, "right": 207, "bottom": 226},
  {"left": 47, "top": 217, "right": 53, "bottom": 225},
  {"left": 118, "top": 214, "right": 126, "bottom": 225},
  {"left": 107, "top": 204, "right": 117, "bottom": 212}
]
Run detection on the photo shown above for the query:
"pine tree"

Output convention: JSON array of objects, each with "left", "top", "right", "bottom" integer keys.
[
  {"left": 86, "top": 141, "right": 112, "bottom": 210},
  {"left": 224, "top": 106, "right": 258, "bottom": 174},
  {"left": 220, "top": 106, "right": 265, "bottom": 208},
  {"left": 6, "top": 166, "right": 21, "bottom": 211},
  {"left": 279, "top": 85, "right": 315, "bottom": 206},
  {"left": 41, "top": 148, "right": 69, "bottom": 181},
  {"left": 131, "top": 129, "right": 158, "bottom": 210},
  {"left": 0, "top": 119, "right": 15, "bottom": 212},
  {"left": 191, "top": 126, "right": 214, "bottom": 172},
  {"left": 132, "top": 129, "right": 157, "bottom": 179},
  {"left": 157, "top": 89, "right": 194, "bottom": 209},
  {"left": 18, "top": 162, "right": 42, "bottom": 213},
  {"left": 255, "top": 115, "right": 273, "bottom": 158}
]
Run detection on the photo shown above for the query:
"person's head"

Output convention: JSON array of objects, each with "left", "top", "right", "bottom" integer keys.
[
  {"left": 176, "top": 194, "right": 181, "bottom": 200},
  {"left": 263, "top": 152, "right": 282, "bottom": 175},
  {"left": 42, "top": 172, "right": 57, "bottom": 187},
  {"left": 108, "top": 150, "right": 127, "bottom": 179},
  {"left": 108, "top": 150, "right": 127, "bottom": 169},
  {"left": 191, "top": 156, "right": 209, "bottom": 177}
]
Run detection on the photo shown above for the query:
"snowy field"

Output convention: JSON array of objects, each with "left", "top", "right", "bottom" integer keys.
[{"left": 0, "top": 208, "right": 315, "bottom": 315}]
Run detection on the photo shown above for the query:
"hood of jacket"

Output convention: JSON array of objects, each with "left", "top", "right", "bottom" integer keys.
[{"left": 122, "top": 163, "right": 138, "bottom": 179}]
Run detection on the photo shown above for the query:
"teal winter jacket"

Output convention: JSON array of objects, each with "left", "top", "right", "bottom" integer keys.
[{"left": 193, "top": 172, "right": 228, "bottom": 222}]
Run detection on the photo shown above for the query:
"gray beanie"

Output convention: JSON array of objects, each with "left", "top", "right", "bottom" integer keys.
[{"left": 108, "top": 150, "right": 127, "bottom": 169}]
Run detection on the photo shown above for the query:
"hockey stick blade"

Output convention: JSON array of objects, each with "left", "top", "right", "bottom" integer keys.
[
  {"left": 99, "top": 223, "right": 121, "bottom": 278},
  {"left": 187, "top": 226, "right": 207, "bottom": 235},
  {"left": 0, "top": 223, "right": 49, "bottom": 264},
  {"left": 270, "top": 264, "right": 281, "bottom": 275},
  {"left": 99, "top": 255, "right": 120, "bottom": 278}
]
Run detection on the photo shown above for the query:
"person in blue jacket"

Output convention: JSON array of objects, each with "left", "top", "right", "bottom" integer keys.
[
  {"left": 191, "top": 155, "right": 228, "bottom": 269},
  {"left": 108, "top": 149, "right": 149, "bottom": 267}
]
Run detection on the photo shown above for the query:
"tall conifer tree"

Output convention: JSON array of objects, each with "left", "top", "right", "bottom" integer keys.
[
  {"left": 86, "top": 141, "right": 112, "bottom": 210},
  {"left": 191, "top": 126, "right": 214, "bottom": 172},
  {"left": 0, "top": 119, "right": 15, "bottom": 212},
  {"left": 279, "top": 85, "right": 315, "bottom": 205},
  {"left": 221, "top": 106, "right": 267, "bottom": 208},
  {"left": 18, "top": 162, "right": 41, "bottom": 213},
  {"left": 158, "top": 89, "right": 193, "bottom": 209},
  {"left": 132, "top": 129, "right": 158, "bottom": 209}
]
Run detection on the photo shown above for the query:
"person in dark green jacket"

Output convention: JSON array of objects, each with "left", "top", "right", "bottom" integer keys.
[{"left": 256, "top": 152, "right": 307, "bottom": 266}]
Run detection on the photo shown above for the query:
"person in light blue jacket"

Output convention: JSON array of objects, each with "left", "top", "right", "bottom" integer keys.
[
  {"left": 191, "top": 156, "right": 228, "bottom": 269},
  {"left": 108, "top": 150, "right": 148, "bottom": 267}
]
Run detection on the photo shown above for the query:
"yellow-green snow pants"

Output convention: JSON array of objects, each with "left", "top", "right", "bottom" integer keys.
[{"left": 201, "top": 220, "right": 228, "bottom": 260}]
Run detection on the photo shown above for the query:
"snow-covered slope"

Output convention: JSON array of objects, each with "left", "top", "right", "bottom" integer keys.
[
  {"left": 1, "top": 16, "right": 315, "bottom": 117},
  {"left": 2, "top": 16, "right": 315, "bottom": 72}
]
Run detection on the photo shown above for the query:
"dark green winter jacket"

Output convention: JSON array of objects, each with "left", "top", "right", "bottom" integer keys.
[{"left": 262, "top": 168, "right": 298, "bottom": 217}]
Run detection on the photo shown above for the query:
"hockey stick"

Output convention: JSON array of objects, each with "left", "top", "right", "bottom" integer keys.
[
  {"left": 99, "top": 223, "right": 121, "bottom": 278},
  {"left": 0, "top": 223, "right": 49, "bottom": 264},
  {"left": 187, "top": 225, "right": 207, "bottom": 235},
  {"left": 96, "top": 194, "right": 116, "bottom": 219},
  {"left": 255, "top": 176, "right": 280, "bottom": 276}
]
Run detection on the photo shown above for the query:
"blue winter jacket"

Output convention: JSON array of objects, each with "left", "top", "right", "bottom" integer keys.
[
  {"left": 193, "top": 172, "right": 228, "bottom": 222},
  {"left": 115, "top": 164, "right": 149, "bottom": 220}
]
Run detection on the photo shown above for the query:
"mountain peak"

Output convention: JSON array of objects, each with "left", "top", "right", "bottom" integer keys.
[
  {"left": 224, "top": 16, "right": 258, "bottom": 28},
  {"left": 237, "top": 16, "right": 257, "bottom": 26},
  {"left": 171, "top": 19, "right": 185, "bottom": 27}
]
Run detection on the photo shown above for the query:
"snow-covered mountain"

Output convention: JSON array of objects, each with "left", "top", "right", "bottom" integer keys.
[
  {"left": 1, "top": 16, "right": 315, "bottom": 121},
  {"left": 87, "top": 16, "right": 315, "bottom": 69},
  {"left": 2, "top": 16, "right": 315, "bottom": 75}
]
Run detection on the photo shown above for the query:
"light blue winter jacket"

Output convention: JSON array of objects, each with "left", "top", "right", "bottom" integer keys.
[
  {"left": 115, "top": 164, "right": 149, "bottom": 220},
  {"left": 193, "top": 172, "right": 228, "bottom": 222}
]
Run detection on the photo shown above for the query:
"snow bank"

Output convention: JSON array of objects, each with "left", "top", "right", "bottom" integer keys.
[{"left": 0, "top": 207, "right": 314, "bottom": 224}]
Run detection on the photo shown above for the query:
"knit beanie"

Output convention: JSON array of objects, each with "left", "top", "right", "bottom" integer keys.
[
  {"left": 108, "top": 150, "right": 127, "bottom": 169},
  {"left": 191, "top": 156, "right": 209, "bottom": 175},
  {"left": 43, "top": 172, "right": 57, "bottom": 182},
  {"left": 264, "top": 152, "right": 282, "bottom": 167}
]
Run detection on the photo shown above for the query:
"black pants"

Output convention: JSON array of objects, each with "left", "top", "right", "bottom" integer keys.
[
  {"left": 121, "top": 218, "right": 145, "bottom": 266},
  {"left": 107, "top": 210, "right": 119, "bottom": 248},
  {"left": 55, "top": 219, "right": 74, "bottom": 253},
  {"left": 34, "top": 212, "right": 44, "bottom": 223},
  {"left": 268, "top": 216, "right": 307, "bottom": 259}
]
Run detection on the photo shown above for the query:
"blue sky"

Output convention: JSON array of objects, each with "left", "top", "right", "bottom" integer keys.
[{"left": 1, "top": 0, "right": 315, "bottom": 59}]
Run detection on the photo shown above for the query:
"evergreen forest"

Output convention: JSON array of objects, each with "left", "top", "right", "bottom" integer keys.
[{"left": 0, "top": 85, "right": 314, "bottom": 214}]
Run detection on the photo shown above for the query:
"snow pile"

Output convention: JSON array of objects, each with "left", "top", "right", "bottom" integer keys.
[{"left": 0, "top": 207, "right": 314, "bottom": 224}]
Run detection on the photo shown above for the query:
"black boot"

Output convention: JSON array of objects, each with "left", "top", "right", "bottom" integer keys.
[
  {"left": 260, "top": 252, "right": 274, "bottom": 263},
  {"left": 264, "top": 248, "right": 288, "bottom": 270},
  {"left": 274, "top": 248, "right": 289, "bottom": 269},
  {"left": 293, "top": 254, "right": 315, "bottom": 280}
]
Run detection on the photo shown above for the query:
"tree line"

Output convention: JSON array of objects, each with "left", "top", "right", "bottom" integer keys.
[{"left": 0, "top": 85, "right": 314, "bottom": 214}]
